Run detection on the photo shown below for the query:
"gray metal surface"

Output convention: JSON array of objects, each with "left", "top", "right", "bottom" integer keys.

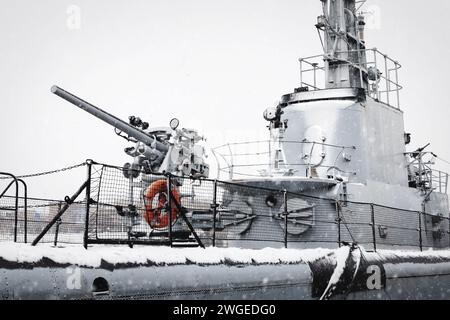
[
  {"left": 0, "top": 262, "right": 313, "bottom": 300},
  {"left": 2, "top": 247, "right": 450, "bottom": 300}
]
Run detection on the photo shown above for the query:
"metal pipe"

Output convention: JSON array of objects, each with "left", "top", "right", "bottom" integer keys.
[
  {"left": 0, "top": 172, "right": 19, "bottom": 242},
  {"left": 32, "top": 180, "right": 88, "bottom": 246},
  {"left": 299, "top": 59, "right": 303, "bottom": 86},
  {"left": 373, "top": 50, "right": 379, "bottom": 100},
  {"left": 54, "top": 218, "right": 61, "bottom": 247},
  {"left": 167, "top": 174, "right": 173, "bottom": 247},
  {"left": 395, "top": 63, "right": 400, "bottom": 108},
  {"left": 283, "top": 190, "right": 288, "bottom": 249},
  {"left": 83, "top": 160, "right": 92, "bottom": 249},
  {"left": 446, "top": 174, "right": 449, "bottom": 194},
  {"left": 336, "top": 201, "right": 341, "bottom": 247},
  {"left": 17, "top": 179, "right": 28, "bottom": 243},
  {"left": 212, "top": 180, "right": 218, "bottom": 247},
  {"left": 227, "top": 144, "right": 234, "bottom": 180},
  {"left": 371, "top": 204, "right": 377, "bottom": 252},
  {"left": 313, "top": 63, "right": 318, "bottom": 89},
  {"left": 0, "top": 180, "right": 16, "bottom": 198},
  {"left": 384, "top": 55, "right": 390, "bottom": 105},
  {"left": 418, "top": 212, "right": 423, "bottom": 252},
  {"left": 51, "top": 86, "right": 169, "bottom": 152},
  {"left": 54, "top": 202, "right": 62, "bottom": 247}
]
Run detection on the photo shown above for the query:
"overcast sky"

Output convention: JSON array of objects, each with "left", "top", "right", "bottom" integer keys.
[{"left": 1, "top": 0, "right": 449, "bottom": 199}]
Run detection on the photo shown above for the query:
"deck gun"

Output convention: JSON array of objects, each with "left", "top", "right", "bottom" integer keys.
[{"left": 51, "top": 86, "right": 209, "bottom": 179}]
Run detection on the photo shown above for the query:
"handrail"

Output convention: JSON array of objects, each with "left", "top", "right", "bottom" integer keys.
[
  {"left": 212, "top": 140, "right": 356, "bottom": 180},
  {"left": 298, "top": 48, "right": 403, "bottom": 109},
  {"left": 17, "top": 179, "right": 28, "bottom": 243},
  {"left": 0, "top": 174, "right": 29, "bottom": 243},
  {"left": 405, "top": 152, "right": 449, "bottom": 194},
  {"left": 213, "top": 140, "right": 356, "bottom": 152},
  {"left": 0, "top": 172, "right": 19, "bottom": 242},
  {"left": 0, "top": 160, "right": 448, "bottom": 251}
]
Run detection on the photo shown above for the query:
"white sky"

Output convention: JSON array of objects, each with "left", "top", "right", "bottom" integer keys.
[{"left": 0, "top": 0, "right": 449, "bottom": 199}]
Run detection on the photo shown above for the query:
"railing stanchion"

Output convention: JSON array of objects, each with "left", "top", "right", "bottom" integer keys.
[
  {"left": 448, "top": 217, "right": 450, "bottom": 249},
  {"left": 299, "top": 59, "right": 303, "bottom": 86},
  {"left": 384, "top": 55, "right": 390, "bottom": 105},
  {"left": 0, "top": 173, "right": 21, "bottom": 243},
  {"left": 54, "top": 218, "right": 61, "bottom": 247},
  {"left": 439, "top": 171, "right": 442, "bottom": 193},
  {"left": 212, "top": 180, "right": 218, "bottom": 247},
  {"left": 336, "top": 201, "right": 341, "bottom": 248},
  {"left": 283, "top": 190, "right": 288, "bottom": 249},
  {"left": 373, "top": 50, "right": 379, "bottom": 100},
  {"left": 83, "top": 160, "right": 92, "bottom": 249},
  {"left": 395, "top": 62, "right": 400, "bottom": 108},
  {"left": 18, "top": 180, "right": 28, "bottom": 243},
  {"left": 371, "top": 204, "right": 377, "bottom": 252},
  {"left": 167, "top": 174, "right": 173, "bottom": 247},
  {"left": 418, "top": 211, "right": 423, "bottom": 252},
  {"left": 444, "top": 173, "right": 448, "bottom": 193},
  {"left": 313, "top": 63, "right": 317, "bottom": 89}
]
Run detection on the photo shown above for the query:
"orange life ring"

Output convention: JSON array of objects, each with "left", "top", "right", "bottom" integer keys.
[{"left": 143, "top": 179, "right": 181, "bottom": 229}]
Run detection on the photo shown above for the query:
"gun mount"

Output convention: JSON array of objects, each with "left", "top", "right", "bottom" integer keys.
[{"left": 51, "top": 86, "right": 209, "bottom": 179}]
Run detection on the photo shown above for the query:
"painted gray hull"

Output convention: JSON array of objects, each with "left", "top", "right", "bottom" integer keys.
[{"left": 1, "top": 248, "right": 449, "bottom": 300}]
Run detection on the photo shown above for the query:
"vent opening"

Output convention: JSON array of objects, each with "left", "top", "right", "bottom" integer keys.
[{"left": 92, "top": 277, "right": 110, "bottom": 296}]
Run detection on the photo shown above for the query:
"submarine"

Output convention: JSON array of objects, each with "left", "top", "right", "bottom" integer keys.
[{"left": 0, "top": 0, "right": 449, "bottom": 300}]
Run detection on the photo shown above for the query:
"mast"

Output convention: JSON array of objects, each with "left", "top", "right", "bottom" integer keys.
[{"left": 317, "top": 0, "right": 368, "bottom": 90}]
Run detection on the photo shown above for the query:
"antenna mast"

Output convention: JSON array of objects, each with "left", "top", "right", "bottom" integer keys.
[{"left": 316, "top": 0, "right": 368, "bottom": 90}]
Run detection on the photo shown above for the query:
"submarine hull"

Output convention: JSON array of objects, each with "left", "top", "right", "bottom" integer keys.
[{"left": 1, "top": 245, "right": 449, "bottom": 300}]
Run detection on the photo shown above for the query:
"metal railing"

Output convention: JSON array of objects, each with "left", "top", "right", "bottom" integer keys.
[
  {"left": 405, "top": 152, "right": 449, "bottom": 194},
  {"left": 1, "top": 161, "right": 449, "bottom": 251},
  {"left": 0, "top": 172, "right": 27, "bottom": 243},
  {"left": 299, "top": 48, "right": 403, "bottom": 109},
  {"left": 71, "top": 164, "right": 450, "bottom": 251},
  {"left": 430, "top": 170, "right": 449, "bottom": 194},
  {"left": 211, "top": 140, "right": 356, "bottom": 180}
]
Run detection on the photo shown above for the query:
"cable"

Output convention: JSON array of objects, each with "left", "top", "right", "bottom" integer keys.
[
  {"left": 0, "top": 162, "right": 86, "bottom": 180},
  {"left": 436, "top": 156, "right": 450, "bottom": 166}
]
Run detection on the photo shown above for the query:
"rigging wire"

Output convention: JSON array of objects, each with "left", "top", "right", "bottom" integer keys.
[
  {"left": 436, "top": 156, "right": 450, "bottom": 166},
  {"left": 338, "top": 207, "right": 392, "bottom": 300},
  {"left": 0, "top": 162, "right": 87, "bottom": 180}
]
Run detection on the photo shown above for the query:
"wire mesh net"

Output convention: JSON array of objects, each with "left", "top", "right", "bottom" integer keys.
[
  {"left": 421, "top": 213, "right": 450, "bottom": 249},
  {"left": 374, "top": 205, "right": 420, "bottom": 248},
  {"left": 1, "top": 162, "right": 449, "bottom": 251},
  {"left": 339, "top": 202, "right": 374, "bottom": 250},
  {"left": 0, "top": 195, "right": 86, "bottom": 244}
]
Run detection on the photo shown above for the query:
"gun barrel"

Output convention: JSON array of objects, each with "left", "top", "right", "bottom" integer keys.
[{"left": 51, "top": 86, "right": 168, "bottom": 152}]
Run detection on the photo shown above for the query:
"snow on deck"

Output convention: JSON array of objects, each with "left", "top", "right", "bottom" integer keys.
[
  {"left": 373, "top": 249, "right": 450, "bottom": 261},
  {"left": 1, "top": 243, "right": 449, "bottom": 269},
  {"left": 0, "top": 243, "right": 332, "bottom": 268}
]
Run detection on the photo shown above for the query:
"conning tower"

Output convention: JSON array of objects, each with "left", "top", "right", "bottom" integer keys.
[{"left": 257, "top": 0, "right": 448, "bottom": 212}]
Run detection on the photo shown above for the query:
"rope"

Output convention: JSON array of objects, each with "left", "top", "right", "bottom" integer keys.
[
  {"left": 0, "top": 162, "right": 86, "bottom": 180},
  {"left": 339, "top": 206, "right": 393, "bottom": 300}
]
